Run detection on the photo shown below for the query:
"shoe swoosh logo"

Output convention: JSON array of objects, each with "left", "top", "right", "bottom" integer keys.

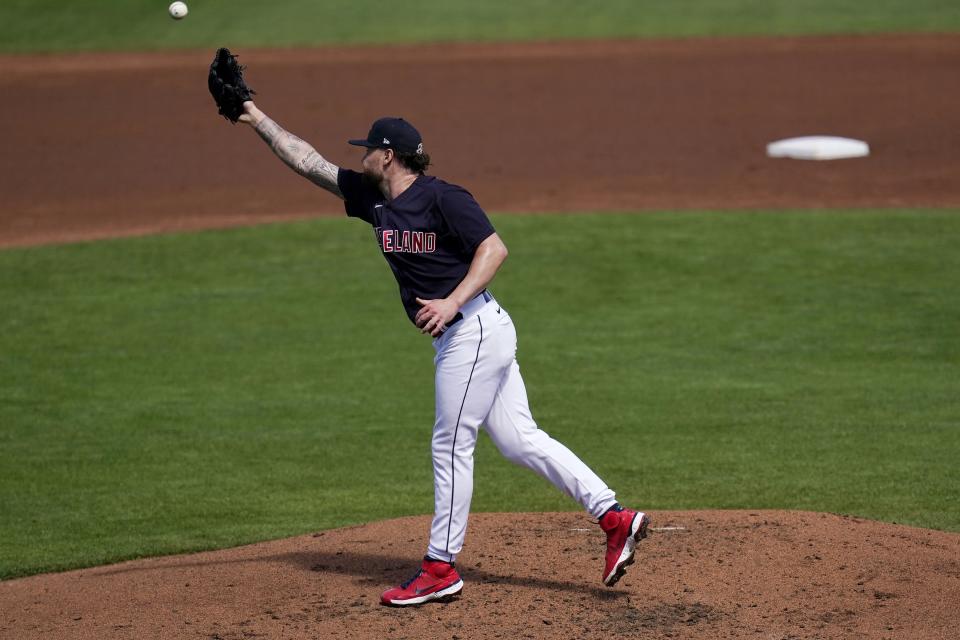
[{"left": 415, "top": 581, "right": 458, "bottom": 595}]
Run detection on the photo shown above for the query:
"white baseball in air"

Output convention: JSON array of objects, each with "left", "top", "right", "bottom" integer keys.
[{"left": 168, "top": 1, "right": 188, "bottom": 19}]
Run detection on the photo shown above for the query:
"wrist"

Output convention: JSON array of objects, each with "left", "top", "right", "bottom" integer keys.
[
  {"left": 246, "top": 104, "right": 266, "bottom": 127},
  {"left": 448, "top": 289, "right": 476, "bottom": 309}
]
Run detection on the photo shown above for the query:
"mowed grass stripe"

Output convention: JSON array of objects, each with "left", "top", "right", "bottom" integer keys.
[
  {"left": 1, "top": 0, "right": 959, "bottom": 54},
  {"left": 1, "top": 210, "right": 958, "bottom": 579}
]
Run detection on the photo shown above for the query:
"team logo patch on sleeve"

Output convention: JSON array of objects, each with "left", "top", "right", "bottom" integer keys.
[{"left": 376, "top": 228, "right": 437, "bottom": 253}]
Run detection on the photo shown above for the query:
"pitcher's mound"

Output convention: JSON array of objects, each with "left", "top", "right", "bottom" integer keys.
[{"left": 2, "top": 510, "right": 958, "bottom": 639}]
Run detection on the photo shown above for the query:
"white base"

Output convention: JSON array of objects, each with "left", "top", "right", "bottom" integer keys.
[{"left": 766, "top": 136, "right": 869, "bottom": 160}]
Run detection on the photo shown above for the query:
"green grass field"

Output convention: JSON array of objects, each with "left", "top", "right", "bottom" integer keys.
[
  {"left": 2, "top": 211, "right": 958, "bottom": 579},
  {"left": 1, "top": 0, "right": 959, "bottom": 53}
]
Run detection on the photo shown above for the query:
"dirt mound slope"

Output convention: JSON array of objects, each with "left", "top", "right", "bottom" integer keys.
[
  {"left": 2, "top": 34, "right": 960, "bottom": 248},
  {"left": 2, "top": 510, "right": 958, "bottom": 639}
]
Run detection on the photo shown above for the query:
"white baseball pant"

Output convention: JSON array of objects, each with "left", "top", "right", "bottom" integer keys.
[{"left": 426, "top": 293, "right": 618, "bottom": 563}]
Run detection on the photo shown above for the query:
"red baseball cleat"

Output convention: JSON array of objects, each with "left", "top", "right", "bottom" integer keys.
[
  {"left": 600, "top": 508, "right": 650, "bottom": 587},
  {"left": 380, "top": 558, "right": 464, "bottom": 607}
]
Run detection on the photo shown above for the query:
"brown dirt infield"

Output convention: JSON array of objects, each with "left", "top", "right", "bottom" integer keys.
[
  {"left": 2, "top": 512, "right": 959, "bottom": 640},
  {"left": 1, "top": 34, "right": 959, "bottom": 248},
  {"left": 2, "top": 35, "right": 959, "bottom": 639}
]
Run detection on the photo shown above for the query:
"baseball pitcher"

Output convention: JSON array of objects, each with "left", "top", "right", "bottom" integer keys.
[{"left": 209, "top": 49, "right": 649, "bottom": 606}]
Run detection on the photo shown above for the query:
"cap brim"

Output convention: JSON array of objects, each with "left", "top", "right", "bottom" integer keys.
[{"left": 348, "top": 139, "right": 379, "bottom": 147}]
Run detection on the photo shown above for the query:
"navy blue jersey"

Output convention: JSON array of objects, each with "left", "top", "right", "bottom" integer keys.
[{"left": 337, "top": 169, "right": 496, "bottom": 323}]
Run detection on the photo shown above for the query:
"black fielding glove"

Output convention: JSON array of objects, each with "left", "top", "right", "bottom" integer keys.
[{"left": 208, "top": 47, "right": 256, "bottom": 123}]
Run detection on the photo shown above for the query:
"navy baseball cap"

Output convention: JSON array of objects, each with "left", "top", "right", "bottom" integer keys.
[{"left": 348, "top": 117, "right": 423, "bottom": 154}]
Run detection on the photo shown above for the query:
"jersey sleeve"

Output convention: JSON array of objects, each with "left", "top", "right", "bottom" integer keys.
[
  {"left": 337, "top": 168, "right": 379, "bottom": 224},
  {"left": 437, "top": 185, "right": 496, "bottom": 254}
]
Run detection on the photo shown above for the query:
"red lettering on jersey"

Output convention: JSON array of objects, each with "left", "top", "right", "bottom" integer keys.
[{"left": 379, "top": 229, "right": 436, "bottom": 253}]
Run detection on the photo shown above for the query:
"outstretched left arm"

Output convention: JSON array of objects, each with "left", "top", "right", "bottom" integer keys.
[
  {"left": 415, "top": 233, "right": 509, "bottom": 337},
  {"left": 239, "top": 101, "right": 343, "bottom": 199}
]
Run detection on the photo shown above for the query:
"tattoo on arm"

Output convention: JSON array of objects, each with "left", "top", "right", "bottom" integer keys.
[
  {"left": 254, "top": 117, "right": 342, "bottom": 198},
  {"left": 297, "top": 151, "right": 340, "bottom": 191},
  {"left": 255, "top": 119, "right": 283, "bottom": 147}
]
